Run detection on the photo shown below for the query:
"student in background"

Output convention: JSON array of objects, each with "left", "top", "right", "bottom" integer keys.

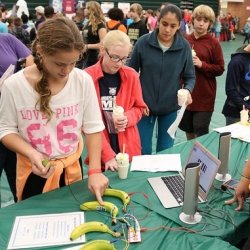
[
  {"left": 146, "top": 9, "right": 157, "bottom": 32},
  {"left": 222, "top": 44, "right": 250, "bottom": 125},
  {"left": 214, "top": 15, "right": 221, "bottom": 42},
  {"left": 179, "top": 5, "right": 224, "bottom": 140},
  {"left": 0, "top": 33, "right": 33, "bottom": 205},
  {"left": 243, "top": 18, "right": 250, "bottom": 45},
  {"left": 0, "top": 10, "right": 8, "bottom": 33},
  {"left": 10, "top": 17, "right": 30, "bottom": 47},
  {"left": 127, "top": 3, "right": 148, "bottom": 46},
  {"left": 106, "top": 7, "right": 127, "bottom": 33},
  {"left": 82, "top": 1, "right": 107, "bottom": 68},
  {"left": 85, "top": 30, "right": 146, "bottom": 170},
  {"left": 129, "top": 4, "right": 195, "bottom": 154},
  {"left": 34, "top": 6, "right": 45, "bottom": 30},
  {"left": 16, "top": 0, "right": 29, "bottom": 18},
  {"left": 0, "top": 18, "right": 108, "bottom": 204}
]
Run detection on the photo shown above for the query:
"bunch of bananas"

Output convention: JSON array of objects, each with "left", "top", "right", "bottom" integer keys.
[
  {"left": 79, "top": 240, "right": 117, "bottom": 250},
  {"left": 80, "top": 201, "right": 119, "bottom": 224},
  {"left": 71, "top": 189, "right": 130, "bottom": 243},
  {"left": 70, "top": 221, "right": 120, "bottom": 241}
]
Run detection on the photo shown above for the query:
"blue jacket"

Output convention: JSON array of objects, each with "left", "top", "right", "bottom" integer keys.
[
  {"left": 222, "top": 46, "right": 250, "bottom": 118},
  {"left": 129, "top": 30, "right": 195, "bottom": 115}
]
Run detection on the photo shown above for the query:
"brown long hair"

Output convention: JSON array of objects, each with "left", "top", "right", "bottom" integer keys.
[{"left": 32, "top": 17, "right": 84, "bottom": 120}]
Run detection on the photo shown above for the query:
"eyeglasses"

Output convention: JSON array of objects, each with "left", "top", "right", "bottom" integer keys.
[{"left": 105, "top": 49, "right": 129, "bottom": 64}]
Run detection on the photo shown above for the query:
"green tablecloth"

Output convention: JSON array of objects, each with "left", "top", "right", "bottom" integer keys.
[{"left": 0, "top": 132, "right": 249, "bottom": 250}]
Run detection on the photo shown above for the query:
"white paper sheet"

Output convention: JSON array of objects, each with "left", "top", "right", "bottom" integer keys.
[
  {"left": 8, "top": 212, "right": 85, "bottom": 249},
  {"left": 130, "top": 154, "right": 182, "bottom": 172},
  {"left": 214, "top": 123, "right": 250, "bottom": 143},
  {"left": 0, "top": 64, "right": 15, "bottom": 92},
  {"left": 167, "top": 104, "right": 187, "bottom": 139}
]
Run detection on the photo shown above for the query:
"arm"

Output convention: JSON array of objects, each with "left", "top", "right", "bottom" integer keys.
[
  {"left": 1, "top": 133, "right": 54, "bottom": 178},
  {"left": 101, "top": 132, "right": 117, "bottom": 170},
  {"left": 182, "top": 43, "right": 196, "bottom": 95},
  {"left": 194, "top": 41, "right": 225, "bottom": 78},
  {"left": 128, "top": 42, "right": 141, "bottom": 72},
  {"left": 124, "top": 74, "right": 146, "bottom": 127},
  {"left": 87, "top": 27, "right": 107, "bottom": 50},
  {"left": 225, "top": 159, "right": 250, "bottom": 210},
  {"left": 86, "top": 132, "right": 109, "bottom": 205}
]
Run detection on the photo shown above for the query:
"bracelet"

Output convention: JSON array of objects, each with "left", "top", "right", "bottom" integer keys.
[
  {"left": 241, "top": 173, "right": 250, "bottom": 180},
  {"left": 88, "top": 168, "right": 102, "bottom": 176}
]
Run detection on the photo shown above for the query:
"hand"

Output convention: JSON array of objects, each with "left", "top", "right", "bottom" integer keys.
[
  {"left": 186, "top": 91, "right": 193, "bottom": 106},
  {"left": 143, "top": 106, "right": 150, "bottom": 116},
  {"left": 114, "top": 115, "right": 128, "bottom": 132},
  {"left": 88, "top": 173, "right": 109, "bottom": 205},
  {"left": 192, "top": 55, "right": 202, "bottom": 68},
  {"left": 105, "top": 158, "right": 118, "bottom": 171},
  {"left": 225, "top": 178, "right": 250, "bottom": 211},
  {"left": 28, "top": 151, "right": 55, "bottom": 178}
]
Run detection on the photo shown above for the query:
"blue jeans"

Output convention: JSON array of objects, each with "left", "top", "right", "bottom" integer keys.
[{"left": 138, "top": 112, "right": 177, "bottom": 154}]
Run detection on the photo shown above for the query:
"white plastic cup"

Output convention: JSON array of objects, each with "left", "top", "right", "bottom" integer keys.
[
  {"left": 112, "top": 106, "right": 125, "bottom": 132},
  {"left": 177, "top": 89, "right": 189, "bottom": 106},
  {"left": 118, "top": 163, "right": 129, "bottom": 179},
  {"left": 192, "top": 49, "right": 196, "bottom": 57},
  {"left": 240, "top": 109, "right": 248, "bottom": 125},
  {"left": 116, "top": 152, "right": 129, "bottom": 179}
]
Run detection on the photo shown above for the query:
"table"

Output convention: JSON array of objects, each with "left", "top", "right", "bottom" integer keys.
[{"left": 0, "top": 132, "right": 249, "bottom": 250}]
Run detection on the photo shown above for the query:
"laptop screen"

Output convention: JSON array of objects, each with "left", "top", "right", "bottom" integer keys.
[{"left": 187, "top": 142, "right": 220, "bottom": 193}]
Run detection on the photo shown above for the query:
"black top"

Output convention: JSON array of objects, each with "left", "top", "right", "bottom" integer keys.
[
  {"left": 99, "top": 72, "right": 121, "bottom": 154},
  {"left": 83, "top": 22, "right": 106, "bottom": 67},
  {"left": 127, "top": 20, "right": 148, "bottom": 45}
]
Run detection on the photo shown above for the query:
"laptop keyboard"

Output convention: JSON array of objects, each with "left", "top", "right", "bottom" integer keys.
[
  {"left": 162, "top": 175, "right": 184, "bottom": 204},
  {"left": 161, "top": 175, "right": 202, "bottom": 205}
]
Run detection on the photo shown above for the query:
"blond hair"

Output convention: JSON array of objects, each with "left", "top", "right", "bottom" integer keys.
[
  {"left": 86, "top": 1, "right": 106, "bottom": 35},
  {"left": 103, "top": 30, "right": 131, "bottom": 51},
  {"left": 192, "top": 5, "right": 215, "bottom": 24},
  {"left": 130, "top": 3, "right": 143, "bottom": 16}
]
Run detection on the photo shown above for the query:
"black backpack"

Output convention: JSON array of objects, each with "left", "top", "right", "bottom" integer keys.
[{"left": 11, "top": 27, "right": 30, "bottom": 47}]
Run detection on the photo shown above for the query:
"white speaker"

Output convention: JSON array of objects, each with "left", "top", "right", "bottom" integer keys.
[
  {"left": 179, "top": 163, "right": 202, "bottom": 224},
  {"left": 215, "top": 132, "right": 231, "bottom": 182}
]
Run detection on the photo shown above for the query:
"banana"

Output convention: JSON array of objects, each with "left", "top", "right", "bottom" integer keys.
[
  {"left": 103, "top": 188, "right": 130, "bottom": 212},
  {"left": 70, "top": 221, "right": 120, "bottom": 241},
  {"left": 80, "top": 201, "right": 119, "bottom": 224},
  {"left": 42, "top": 159, "right": 49, "bottom": 167},
  {"left": 79, "top": 240, "right": 116, "bottom": 250}
]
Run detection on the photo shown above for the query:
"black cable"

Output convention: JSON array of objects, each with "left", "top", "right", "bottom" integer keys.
[{"left": 197, "top": 205, "right": 236, "bottom": 229}]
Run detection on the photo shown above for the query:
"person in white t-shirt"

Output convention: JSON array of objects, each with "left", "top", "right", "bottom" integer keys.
[
  {"left": 16, "top": 0, "right": 29, "bottom": 18},
  {"left": 0, "top": 17, "right": 108, "bottom": 203}
]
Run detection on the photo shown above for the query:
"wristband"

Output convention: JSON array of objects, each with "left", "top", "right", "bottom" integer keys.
[
  {"left": 88, "top": 168, "right": 102, "bottom": 176},
  {"left": 241, "top": 173, "right": 250, "bottom": 180}
]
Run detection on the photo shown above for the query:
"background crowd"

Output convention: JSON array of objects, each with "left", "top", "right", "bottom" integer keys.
[{"left": 0, "top": 2, "right": 249, "bottom": 248}]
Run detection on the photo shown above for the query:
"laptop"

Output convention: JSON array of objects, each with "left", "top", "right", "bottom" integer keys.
[{"left": 148, "top": 141, "right": 221, "bottom": 208}]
